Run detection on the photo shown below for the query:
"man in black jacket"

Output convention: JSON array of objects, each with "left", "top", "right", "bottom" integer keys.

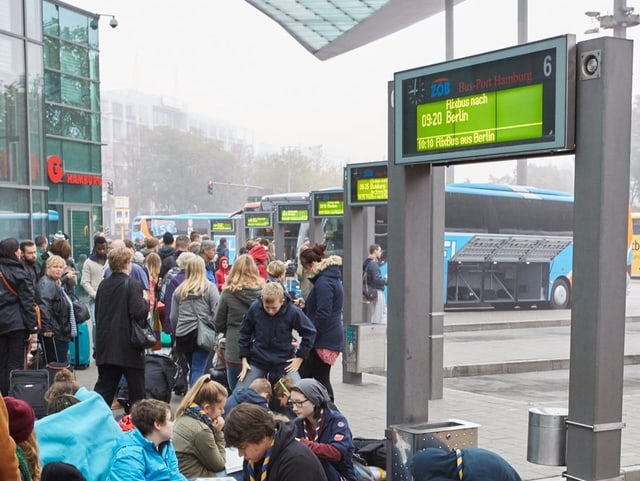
[{"left": 224, "top": 403, "right": 327, "bottom": 481}]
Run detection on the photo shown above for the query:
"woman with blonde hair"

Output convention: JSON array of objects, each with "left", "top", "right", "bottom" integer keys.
[
  {"left": 214, "top": 254, "right": 265, "bottom": 391},
  {"left": 170, "top": 256, "right": 219, "bottom": 386},
  {"left": 173, "top": 374, "right": 228, "bottom": 478},
  {"left": 5, "top": 396, "right": 41, "bottom": 481}
]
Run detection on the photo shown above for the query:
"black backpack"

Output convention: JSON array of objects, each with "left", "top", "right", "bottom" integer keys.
[
  {"left": 353, "top": 438, "right": 387, "bottom": 469},
  {"left": 144, "top": 353, "right": 178, "bottom": 402}
]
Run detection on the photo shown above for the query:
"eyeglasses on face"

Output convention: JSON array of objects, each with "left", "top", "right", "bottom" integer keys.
[{"left": 288, "top": 398, "right": 310, "bottom": 408}]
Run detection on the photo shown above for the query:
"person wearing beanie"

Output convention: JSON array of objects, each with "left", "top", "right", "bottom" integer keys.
[
  {"left": 41, "top": 462, "right": 86, "bottom": 481},
  {"left": 290, "top": 379, "right": 357, "bottom": 481},
  {"left": 5, "top": 396, "right": 40, "bottom": 481},
  {"left": 411, "top": 447, "right": 523, "bottom": 481},
  {"left": 0, "top": 393, "right": 20, "bottom": 481}
]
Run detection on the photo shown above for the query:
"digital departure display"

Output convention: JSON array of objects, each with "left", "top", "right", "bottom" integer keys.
[
  {"left": 277, "top": 204, "right": 309, "bottom": 223},
  {"left": 244, "top": 212, "right": 272, "bottom": 228},
  {"left": 395, "top": 35, "right": 575, "bottom": 165},
  {"left": 346, "top": 162, "right": 388, "bottom": 206},
  {"left": 312, "top": 190, "right": 344, "bottom": 218},
  {"left": 211, "top": 220, "right": 234, "bottom": 233}
]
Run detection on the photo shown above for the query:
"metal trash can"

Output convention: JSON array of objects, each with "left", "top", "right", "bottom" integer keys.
[
  {"left": 387, "top": 419, "right": 480, "bottom": 481},
  {"left": 527, "top": 407, "right": 568, "bottom": 466}
]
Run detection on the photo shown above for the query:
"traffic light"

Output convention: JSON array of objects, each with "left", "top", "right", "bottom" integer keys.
[
  {"left": 107, "top": 181, "right": 114, "bottom": 195},
  {"left": 207, "top": 180, "right": 213, "bottom": 195}
]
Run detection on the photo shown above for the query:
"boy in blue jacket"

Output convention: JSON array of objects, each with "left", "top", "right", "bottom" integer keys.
[{"left": 235, "top": 283, "right": 316, "bottom": 390}]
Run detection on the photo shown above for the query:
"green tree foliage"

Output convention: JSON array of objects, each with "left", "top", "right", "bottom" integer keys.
[{"left": 247, "top": 146, "right": 342, "bottom": 194}]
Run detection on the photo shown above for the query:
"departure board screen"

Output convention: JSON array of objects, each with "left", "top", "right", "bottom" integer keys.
[
  {"left": 312, "top": 190, "right": 344, "bottom": 218},
  {"left": 211, "top": 219, "right": 234, "bottom": 233},
  {"left": 395, "top": 35, "right": 575, "bottom": 165},
  {"left": 346, "top": 162, "right": 388, "bottom": 206},
  {"left": 277, "top": 204, "right": 309, "bottom": 223},
  {"left": 244, "top": 212, "right": 272, "bottom": 228}
]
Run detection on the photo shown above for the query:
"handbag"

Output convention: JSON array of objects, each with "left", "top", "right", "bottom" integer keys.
[
  {"left": 130, "top": 318, "right": 157, "bottom": 350},
  {"left": 125, "top": 278, "right": 156, "bottom": 350},
  {"left": 72, "top": 300, "right": 91, "bottom": 323},
  {"left": 197, "top": 317, "right": 217, "bottom": 351}
]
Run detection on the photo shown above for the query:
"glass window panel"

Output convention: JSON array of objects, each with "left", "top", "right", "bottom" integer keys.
[
  {"left": 27, "top": 43, "right": 45, "bottom": 186},
  {"left": 89, "top": 50, "right": 99, "bottom": 81},
  {"left": 0, "top": 0, "right": 23, "bottom": 35},
  {"left": 0, "top": 36, "right": 28, "bottom": 185},
  {"left": 91, "top": 113, "right": 100, "bottom": 142},
  {"left": 42, "top": 1, "right": 60, "bottom": 37},
  {"left": 32, "top": 189, "right": 48, "bottom": 238},
  {"left": 45, "top": 103, "right": 62, "bottom": 135},
  {"left": 64, "top": 183, "right": 92, "bottom": 203},
  {"left": 25, "top": 0, "right": 43, "bottom": 41},
  {"left": 90, "top": 81, "right": 99, "bottom": 111},
  {"left": 60, "top": 42, "right": 89, "bottom": 78},
  {"left": 91, "top": 144, "right": 101, "bottom": 173},
  {"left": 44, "top": 71, "right": 60, "bottom": 102},
  {"left": 62, "top": 140, "right": 90, "bottom": 171},
  {"left": 61, "top": 107, "right": 89, "bottom": 140},
  {"left": 92, "top": 206, "right": 103, "bottom": 236},
  {"left": 48, "top": 180, "right": 62, "bottom": 203},
  {"left": 0, "top": 189, "right": 31, "bottom": 240},
  {"left": 61, "top": 74, "right": 90, "bottom": 108},
  {"left": 43, "top": 36, "right": 60, "bottom": 70},
  {"left": 88, "top": 23, "right": 98, "bottom": 49},
  {"left": 59, "top": 7, "right": 88, "bottom": 46},
  {"left": 69, "top": 209, "right": 91, "bottom": 259}
]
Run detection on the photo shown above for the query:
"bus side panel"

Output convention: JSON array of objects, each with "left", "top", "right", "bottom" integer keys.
[
  {"left": 443, "top": 233, "right": 475, "bottom": 306},
  {"left": 547, "top": 243, "right": 574, "bottom": 299}
]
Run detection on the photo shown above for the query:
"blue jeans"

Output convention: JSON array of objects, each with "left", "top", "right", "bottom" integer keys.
[
  {"left": 188, "top": 349, "right": 213, "bottom": 386},
  {"left": 226, "top": 364, "right": 242, "bottom": 392},
  {"left": 234, "top": 364, "right": 301, "bottom": 392}
]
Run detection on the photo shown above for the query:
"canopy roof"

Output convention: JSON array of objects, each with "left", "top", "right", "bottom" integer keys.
[{"left": 245, "top": 0, "right": 466, "bottom": 60}]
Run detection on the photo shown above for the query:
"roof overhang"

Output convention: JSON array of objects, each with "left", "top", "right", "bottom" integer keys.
[{"left": 245, "top": 0, "right": 467, "bottom": 60}]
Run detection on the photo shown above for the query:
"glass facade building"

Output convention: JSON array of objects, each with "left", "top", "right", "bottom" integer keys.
[{"left": 0, "top": 0, "right": 102, "bottom": 260}]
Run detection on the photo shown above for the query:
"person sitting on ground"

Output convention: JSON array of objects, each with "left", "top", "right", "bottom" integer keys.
[
  {"left": 41, "top": 461, "right": 86, "bottom": 481},
  {"left": 44, "top": 368, "right": 80, "bottom": 414},
  {"left": 106, "top": 398, "right": 186, "bottom": 481},
  {"left": 290, "top": 379, "right": 357, "bottom": 481},
  {"left": 235, "top": 282, "right": 316, "bottom": 390},
  {"left": 5, "top": 396, "right": 40, "bottom": 481},
  {"left": 172, "top": 374, "right": 228, "bottom": 479},
  {"left": 223, "top": 377, "right": 271, "bottom": 418},
  {"left": 411, "top": 447, "right": 523, "bottom": 481},
  {"left": 270, "top": 376, "right": 296, "bottom": 420},
  {"left": 223, "top": 403, "right": 328, "bottom": 481}
]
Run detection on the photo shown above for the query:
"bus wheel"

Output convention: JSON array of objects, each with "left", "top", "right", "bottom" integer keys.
[{"left": 550, "top": 278, "right": 570, "bottom": 309}]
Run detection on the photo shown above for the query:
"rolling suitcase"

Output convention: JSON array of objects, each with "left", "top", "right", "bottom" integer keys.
[
  {"left": 69, "top": 321, "right": 90, "bottom": 369},
  {"left": 9, "top": 350, "right": 49, "bottom": 419}
]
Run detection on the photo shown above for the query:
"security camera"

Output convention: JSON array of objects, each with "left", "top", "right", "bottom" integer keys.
[
  {"left": 109, "top": 17, "right": 118, "bottom": 28},
  {"left": 90, "top": 18, "right": 99, "bottom": 30}
]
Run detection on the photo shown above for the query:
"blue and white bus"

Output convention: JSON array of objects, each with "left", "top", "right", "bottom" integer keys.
[{"left": 302, "top": 183, "right": 579, "bottom": 309}]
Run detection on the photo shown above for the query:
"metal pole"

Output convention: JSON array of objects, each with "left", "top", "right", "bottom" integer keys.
[
  {"left": 516, "top": 0, "right": 528, "bottom": 185},
  {"left": 444, "top": 0, "right": 455, "bottom": 185},
  {"left": 614, "top": 0, "right": 627, "bottom": 38}
]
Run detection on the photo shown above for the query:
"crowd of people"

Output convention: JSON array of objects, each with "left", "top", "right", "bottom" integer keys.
[{"left": 0, "top": 230, "right": 522, "bottom": 481}]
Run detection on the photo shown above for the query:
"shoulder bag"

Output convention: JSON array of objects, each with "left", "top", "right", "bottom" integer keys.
[
  {"left": 362, "top": 263, "right": 377, "bottom": 301},
  {"left": 191, "top": 291, "right": 217, "bottom": 351},
  {"left": 126, "top": 279, "right": 156, "bottom": 350}
]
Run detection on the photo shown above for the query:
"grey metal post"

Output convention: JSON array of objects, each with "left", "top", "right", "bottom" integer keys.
[
  {"left": 444, "top": 0, "right": 455, "bottom": 185},
  {"left": 342, "top": 177, "right": 365, "bottom": 385},
  {"left": 386, "top": 81, "right": 432, "bottom": 425},
  {"left": 567, "top": 37, "right": 632, "bottom": 481},
  {"left": 516, "top": 0, "right": 528, "bottom": 185},
  {"left": 614, "top": 0, "right": 628, "bottom": 39},
  {"left": 308, "top": 218, "right": 323, "bottom": 245},
  {"left": 273, "top": 221, "right": 285, "bottom": 261},
  {"left": 235, "top": 218, "right": 246, "bottom": 251}
]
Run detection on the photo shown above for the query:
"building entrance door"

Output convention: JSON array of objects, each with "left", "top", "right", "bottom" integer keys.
[{"left": 65, "top": 206, "right": 92, "bottom": 265}]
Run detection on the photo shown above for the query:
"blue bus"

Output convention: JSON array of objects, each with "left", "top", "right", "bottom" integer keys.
[
  {"left": 302, "top": 183, "right": 579, "bottom": 309},
  {"left": 131, "top": 213, "right": 239, "bottom": 263}
]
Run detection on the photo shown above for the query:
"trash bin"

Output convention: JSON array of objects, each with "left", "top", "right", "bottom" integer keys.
[
  {"left": 387, "top": 419, "right": 480, "bottom": 481},
  {"left": 527, "top": 407, "right": 567, "bottom": 466}
]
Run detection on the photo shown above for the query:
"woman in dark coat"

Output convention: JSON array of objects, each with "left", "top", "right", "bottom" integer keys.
[
  {"left": 298, "top": 243, "right": 344, "bottom": 401},
  {"left": 93, "top": 246, "right": 149, "bottom": 410},
  {"left": 36, "top": 255, "right": 73, "bottom": 363},
  {"left": 0, "top": 238, "right": 39, "bottom": 396}
]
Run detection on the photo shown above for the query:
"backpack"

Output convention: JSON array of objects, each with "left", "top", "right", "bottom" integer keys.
[
  {"left": 353, "top": 438, "right": 387, "bottom": 469},
  {"left": 144, "top": 353, "right": 178, "bottom": 402},
  {"left": 159, "top": 266, "right": 180, "bottom": 303},
  {"left": 362, "top": 262, "right": 377, "bottom": 301}
]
